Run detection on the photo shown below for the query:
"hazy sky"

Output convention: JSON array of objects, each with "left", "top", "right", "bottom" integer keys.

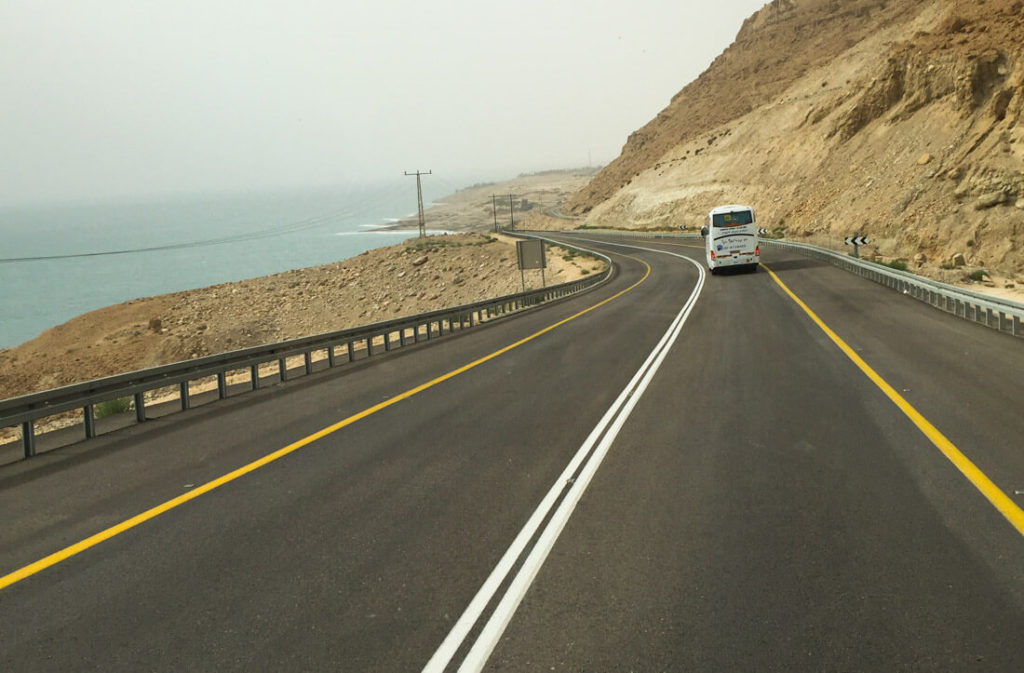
[{"left": 1, "top": 0, "right": 767, "bottom": 205}]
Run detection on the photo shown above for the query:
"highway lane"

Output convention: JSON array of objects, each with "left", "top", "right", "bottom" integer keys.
[
  {"left": 0, "top": 239, "right": 702, "bottom": 671},
  {"left": 485, "top": 235, "right": 1024, "bottom": 671},
  {"left": 2, "top": 234, "right": 1023, "bottom": 671}
]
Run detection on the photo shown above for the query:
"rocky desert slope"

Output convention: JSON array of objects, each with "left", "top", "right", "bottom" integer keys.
[{"left": 566, "top": 0, "right": 1024, "bottom": 285}]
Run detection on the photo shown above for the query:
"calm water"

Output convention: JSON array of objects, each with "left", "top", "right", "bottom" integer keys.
[{"left": 0, "top": 182, "right": 452, "bottom": 349}]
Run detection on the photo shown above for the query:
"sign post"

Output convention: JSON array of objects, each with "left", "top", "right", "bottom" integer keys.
[
  {"left": 516, "top": 239, "right": 547, "bottom": 292},
  {"left": 844, "top": 234, "right": 869, "bottom": 258}
]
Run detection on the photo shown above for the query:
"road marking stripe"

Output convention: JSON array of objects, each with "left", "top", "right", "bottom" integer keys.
[
  {"left": 426, "top": 240, "right": 705, "bottom": 672},
  {"left": 0, "top": 250, "right": 651, "bottom": 593},
  {"left": 762, "top": 264, "right": 1024, "bottom": 537}
]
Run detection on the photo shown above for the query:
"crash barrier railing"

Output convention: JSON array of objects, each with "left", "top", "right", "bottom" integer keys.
[
  {"left": 577, "top": 229, "right": 1024, "bottom": 338},
  {"left": 0, "top": 237, "right": 612, "bottom": 461},
  {"left": 758, "top": 238, "right": 1024, "bottom": 338}
]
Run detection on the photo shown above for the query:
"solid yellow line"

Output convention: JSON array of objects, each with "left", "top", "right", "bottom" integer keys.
[
  {"left": 762, "top": 264, "right": 1024, "bottom": 537},
  {"left": 0, "top": 256, "right": 653, "bottom": 592}
]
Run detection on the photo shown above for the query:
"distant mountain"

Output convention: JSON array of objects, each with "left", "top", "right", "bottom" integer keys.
[{"left": 569, "top": 0, "right": 1024, "bottom": 277}]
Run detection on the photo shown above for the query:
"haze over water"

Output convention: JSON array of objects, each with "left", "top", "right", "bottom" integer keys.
[{"left": 0, "top": 181, "right": 454, "bottom": 349}]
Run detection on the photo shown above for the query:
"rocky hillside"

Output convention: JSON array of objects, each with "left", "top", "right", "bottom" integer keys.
[
  {"left": 569, "top": 0, "right": 1024, "bottom": 281},
  {"left": 0, "top": 234, "right": 601, "bottom": 400}
]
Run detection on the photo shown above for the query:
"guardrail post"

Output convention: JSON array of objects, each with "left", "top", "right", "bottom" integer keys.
[
  {"left": 347, "top": 341, "right": 355, "bottom": 362},
  {"left": 304, "top": 352, "right": 313, "bottom": 374},
  {"left": 1014, "top": 315, "right": 1021, "bottom": 337},
  {"left": 134, "top": 393, "right": 146, "bottom": 422},
  {"left": 251, "top": 365, "right": 261, "bottom": 389},
  {"left": 279, "top": 357, "right": 288, "bottom": 381},
  {"left": 217, "top": 372, "right": 228, "bottom": 399},
  {"left": 366, "top": 336, "right": 373, "bottom": 356},
  {"left": 83, "top": 405, "right": 96, "bottom": 439},
  {"left": 399, "top": 328, "right": 407, "bottom": 347},
  {"left": 22, "top": 421, "right": 35, "bottom": 458},
  {"left": 987, "top": 308, "right": 996, "bottom": 329},
  {"left": 180, "top": 381, "right": 191, "bottom": 409},
  {"left": 328, "top": 345, "right": 336, "bottom": 367},
  {"left": 384, "top": 332, "right": 391, "bottom": 352},
  {"left": 999, "top": 312, "right": 1009, "bottom": 333}
]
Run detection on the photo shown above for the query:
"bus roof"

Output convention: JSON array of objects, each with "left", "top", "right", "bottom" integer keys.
[{"left": 708, "top": 204, "right": 753, "bottom": 214}]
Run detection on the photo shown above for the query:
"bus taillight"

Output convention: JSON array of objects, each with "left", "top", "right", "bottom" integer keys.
[{"left": 755, "top": 245, "right": 760, "bottom": 256}]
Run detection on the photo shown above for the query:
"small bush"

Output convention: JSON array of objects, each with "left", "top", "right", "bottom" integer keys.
[
  {"left": 967, "top": 269, "right": 989, "bottom": 282},
  {"left": 768, "top": 218, "right": 788, "bottom": 239},
  {"left": 95, "top": 396, "right": 134, "bottom": 418},
  {"left": 868, "top": 259, "right": 909, "bottom": 272},
  {"left": 883, "top": 260, "right": 908, "bottom": 272}
]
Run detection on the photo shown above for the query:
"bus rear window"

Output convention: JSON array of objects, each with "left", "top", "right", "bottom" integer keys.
[{"left": 712, "top": 210, "right": 753, "bottom": 227}]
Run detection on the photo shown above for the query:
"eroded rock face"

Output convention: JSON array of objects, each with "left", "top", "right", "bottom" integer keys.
[
  {"left": 570, "top": 0, "right": 1024, "bottom": 278},
  {"left": 566, "top": 0, "right": 934, "bottom": 215}
]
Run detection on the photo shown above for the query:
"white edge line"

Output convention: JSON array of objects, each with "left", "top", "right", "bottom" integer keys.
[{"left": 423, "top": 238, "right": 705, "bottom": 672}]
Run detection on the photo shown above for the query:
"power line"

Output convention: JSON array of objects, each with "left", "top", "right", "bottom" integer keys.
[{"left": 0, "top": 183, "right": 414, "bottom": 264}]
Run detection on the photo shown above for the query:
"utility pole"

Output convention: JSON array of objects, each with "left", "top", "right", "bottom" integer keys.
[
  {"left": 509, "top": 193, "right": 514, "bottom": 231},
  {"left": 492, "top": 194, "right": 498, "bottom": 232},
  {"left": 404, "top": 170, "right": 432, "bottom": 238}
]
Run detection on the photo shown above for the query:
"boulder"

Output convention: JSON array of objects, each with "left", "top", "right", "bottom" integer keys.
[
  {"left": 950, "top": 252, "right": 967, "bottom": 267},
  {"left": 974, "top": 191, "right": 1006, "bottom": 210}
]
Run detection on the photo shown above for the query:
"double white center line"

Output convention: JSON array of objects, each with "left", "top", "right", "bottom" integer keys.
[{"left": 424, "top": 241, "right": 706, "bottom": 672}]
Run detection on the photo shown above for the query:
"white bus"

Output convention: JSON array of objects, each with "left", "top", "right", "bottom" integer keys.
[{"left": 701, "top": 205, "right": 760, "bottom": 274}]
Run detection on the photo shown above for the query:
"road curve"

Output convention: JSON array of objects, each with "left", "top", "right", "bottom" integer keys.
[{"left": 0, "top": 233, "right": 1022, "bottom": 671}]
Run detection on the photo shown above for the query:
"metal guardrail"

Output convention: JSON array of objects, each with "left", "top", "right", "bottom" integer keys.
[
  {"left": 580, "top": 228, "right": 1024, "bottom": 338},
  {"left": 1, "top": 238, "right": 613, "bottom": 461},
  {"left": 759, "top": 238, "right": 1024, "bottom": 337}
]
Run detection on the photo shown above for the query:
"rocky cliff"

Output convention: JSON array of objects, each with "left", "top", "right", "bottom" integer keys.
[{"left": 569, "top": 0, "right": 1024, "bottom": 279}]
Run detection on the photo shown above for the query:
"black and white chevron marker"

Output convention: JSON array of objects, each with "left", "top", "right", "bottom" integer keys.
[
  {"left": 757, "top": 228, "right": 768, "bottom": 235},
  {"left": 844, "top": 235, "right": 869, "bottom": 246}
]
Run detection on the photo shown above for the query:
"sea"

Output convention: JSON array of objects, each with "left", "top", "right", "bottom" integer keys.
[{"left": 0, "top": 181, "right": 456, "bottom": 349}]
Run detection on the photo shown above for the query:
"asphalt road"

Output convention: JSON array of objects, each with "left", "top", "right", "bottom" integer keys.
[{"left": 1, "top": 234, "right": 1022, "bottom": 671}]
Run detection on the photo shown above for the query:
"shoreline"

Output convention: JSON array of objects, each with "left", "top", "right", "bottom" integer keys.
[
  {"left": 0, "top": 169, "right": 599, "bottom": 402},
  {"left": 0, "top": 170, "right": 592, "bottom": 350}
]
